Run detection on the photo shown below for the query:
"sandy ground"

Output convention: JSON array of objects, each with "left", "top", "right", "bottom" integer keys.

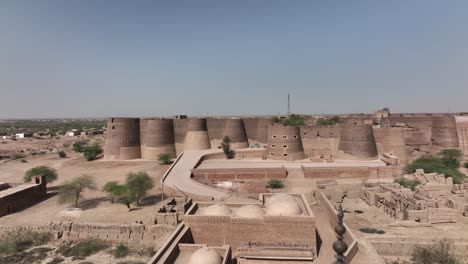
[{"left": 0, "top": 137, "right": 169, "bottom": 226}]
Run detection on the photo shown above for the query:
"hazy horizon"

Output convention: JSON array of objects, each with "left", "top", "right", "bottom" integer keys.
[{"left": 1, "top": 1, "right": 467, "bottom": 119}]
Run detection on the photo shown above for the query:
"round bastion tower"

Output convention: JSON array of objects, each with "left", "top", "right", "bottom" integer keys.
[
  {"left": 104, "top": 118, "right": 141, "bottom": 160},
  {"left": 431, "top": 116, "right": 459, "bottom": 148},
  {"left": 338, "top": 124, "right": 378, "bottom": 159},
  {"left": 173, "top": 118, "right": 210, "bottom": 155},
  {"left": 206, "top": 118, "right": 249, "bottom": 149},
  {"left": 266, "top": 124, "right": 305, "bottom": 161},
  {"left": 140, "top": 118, "right": 176, "bottom": 160}
]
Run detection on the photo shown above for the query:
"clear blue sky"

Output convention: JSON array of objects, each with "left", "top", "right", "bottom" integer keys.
[{"left": 1, "top": 0, "right": 467, "bottom": 118}]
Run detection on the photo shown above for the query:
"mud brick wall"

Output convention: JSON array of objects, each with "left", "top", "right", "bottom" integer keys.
[{"left": 191, "top": 167, "right": 287, "bottom": 181}]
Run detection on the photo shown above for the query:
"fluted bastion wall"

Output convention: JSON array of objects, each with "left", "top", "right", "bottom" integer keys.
[
  {"left": 455, "top": 116, "right": 468, "bottom": 155},
  {"left": 338, "top": 124, "right": 378, "bottom": 159},
  {"left": 266, "top": 124, "right": 305, "bottom": 161},
  {"left": 206, "top": 118, "right": 249, "bottom": 149},
  {"left": 431, "top": 116, "right": 459, "bottom": 148},
  {"left": 373, "top": 127, "right": 408, "bottom": 164},
  {"left": 104, "top": 118, "right": 141, "bottom": 160},
  {"left": 140, "top": 118, "right": 176, "bottom": 160},
  {"left": 173, "top": 118, "right": 210, "bottom": 154},
  {"left": 242, "top": 117, "right": 274, "bottom": 146}
]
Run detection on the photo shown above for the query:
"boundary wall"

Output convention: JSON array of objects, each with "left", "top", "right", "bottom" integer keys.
[{"left": 191, "top": 167, "right": 287, "bottom": 181}]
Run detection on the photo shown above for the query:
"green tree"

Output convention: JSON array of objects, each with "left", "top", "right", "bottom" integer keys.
[
  {"left": 158, "top": 153, "right": 174, "bottom": 165},
  {"left": 58, "top": 174, "right": 97, "bottom": 207},
  {"left": 221, "top": 136, "right": 234, "bottom": 159},
  {"left": 24, "top": 166, "right": 58, "bottom": 183},
  {"left": 72, "top": 140, "right": 88, "bottom": 152},
  {"left": 266, "top": 179, "right": 284, "bottom": 189},
  {"left": 438, "top": 149, "right": 464, "bottom": 168},
  {"left": 405, "top": 156, "right": 465, "bottom": 184},
  {"left": 58, "top": 151, "right": 67, "bottom": 158},
  {"left": 281, "top": 114, "right": 305, "bottom": 126},
  {"left": 125, "top": 171, "right": 154, "bottom": 206},
  {"left": 102, "top": 181, "right": 128, "bottom": 203},
  {"left": 83, "top": 144, "right": 103, "bottom": 161}
]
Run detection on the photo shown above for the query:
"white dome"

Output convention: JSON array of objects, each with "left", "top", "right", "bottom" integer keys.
[
  {"left": 265, "top": 194, "right": 302, "bottom": 216},
  {"left": 189, "top": 247, "right": 223, "bottom": 264},
  {"left": 235, "top": 205, "right": 265, "bottom": 218},
  {"left": 201, "top": 204, "right": 232, "bottom": 216}
]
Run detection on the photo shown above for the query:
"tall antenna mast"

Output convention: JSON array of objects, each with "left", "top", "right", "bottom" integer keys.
[{"left": 287, "top": 93, "right": 291, "bottom": 116}]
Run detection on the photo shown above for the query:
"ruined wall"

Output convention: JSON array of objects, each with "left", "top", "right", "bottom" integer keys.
[
  {"left": 0, "top": 176, "right": 47, "bottom": 217},
  {"left": 104, "top": 118, "right": 141, "bottom": 160},
  {"left": 300, "top": 126, "right": 341, "bottom": 159},
  {"left": 207, "top": 118, "right": 249, "bottom": 149},
  {"left": 338, "top": 124, "right": 378, "bottom": 159},
  {"left": 303, "top": 166, "right": 401, "bottom": 179},
  {"left": 173, "top": 118, "right": 210, "bottom": 155},
  {"left": 455, "top": 116, "right": 468, "bottom": 155},
  {"left": 431, "top": 116, "right": 459, "bottom": 148},
  {"left": 191, "top": 167, "right": 288, "bottom": 181},
  {"left": 242, "top": 117, "right": 275, "bottom": 146},
  {"left": 140, "top": 118, "right": 176, "bottom": 160},
  {"left": 266, "top": 125, "right": 305, "bottom": 161},
  {"left": 374, "top": 127, "right": 408, "bottom": 165}
]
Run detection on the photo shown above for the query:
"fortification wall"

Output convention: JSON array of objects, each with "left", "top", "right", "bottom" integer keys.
[
  {"left": 455, "top": 116, "right": 468, "bottom": 155},
  {"left": 207, "top": 118, "right": 249, "bottom": 149},
  {"left": 173, "top": 119, "right": 210, "bottom": 155},
  {"left": 191, "top": 167, "right": 288, "bottom": 181},
  {"left": 381, "top": 116, "right": 434, "bottom": 129},
  {"left": 104, "top": 117, "right": 141, "bottom": 160},
  {"left": 431, "top": 116, "right": 459, "bottom": 148},
  {"left": 140, "top": 118, "right": 176, "bottom": 160},
  {"left": 242, "top": 117, "right": 275, "bottom": 146},
  {"left": 338, "top": 124, "right": 378, "bottom": 159},
  {"left": 303, "top": 166, "right": 401, "bottom": 179},
  {"left": 300, "top": 126, "right": 340, "bottom": 159},
  {"left": 0, "top": 176, "right": 47, "bottom": 217},
  {"left": 266, "top": 125, "right": 305, "bottom": 161},
  {"left": 374, "top": 127, "right": 408, "bottom": 165}
]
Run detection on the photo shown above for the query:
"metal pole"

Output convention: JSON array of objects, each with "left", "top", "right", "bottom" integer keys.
[{"left": 333, "top": 205, "right": 348, "bottom": 264}]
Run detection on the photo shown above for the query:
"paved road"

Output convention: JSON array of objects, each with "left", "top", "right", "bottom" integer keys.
[{"left": 162, "top": 149, "right": 228, "bottom": 199}]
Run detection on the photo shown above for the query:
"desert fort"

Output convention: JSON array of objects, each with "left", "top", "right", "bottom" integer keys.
[{"left": 1, "top": 110, "right": 468, "bottom": 264}]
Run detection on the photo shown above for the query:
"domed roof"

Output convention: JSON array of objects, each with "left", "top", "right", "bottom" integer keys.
[
  {"left": 235, "top": 205, "right": 265, "bottom": 218},
  {"left": 200, "top": 204, "right": 232, "bottom": 216},
  {"left": 188, "top": 247, "right": 223, "bottom": 264},
  {"left": 265, "top": 194, "right": 302, "bottom": 216}
]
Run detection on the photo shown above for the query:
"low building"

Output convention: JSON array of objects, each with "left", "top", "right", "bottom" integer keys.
[{"left": 15, "top": 133, "right": 33, "bottom": 138}]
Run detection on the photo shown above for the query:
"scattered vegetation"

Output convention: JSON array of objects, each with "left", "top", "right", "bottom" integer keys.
[
  {"left": 405, "top": 155, "right": 465, "bottom": 184},
  {"left": 0, "top": 230, "right": 49, "bottom": 255},
  {"left": 359, "top": 227, "right": 385, "bottom": 234},
  {"left": 83, "top": 144, "right": 103, "bottom": 161},
  {"left": 221, "top": 136, "right": 234, "bottom": 159},
  {"left": 24, "top": 165, "right": 58, "bottom": 183},
  {"left": 354, "top": 210, "right": 364, "bottom": 214},
  {"left": 21, "top": 159, "right": 27, "bottom": 163},
  {"left": 438, "top": 149, "right": 464, "bottom": 168},
  {"left": 0, "top": 119, "right": 105, "bottom": 135},
  {"left": 60, "top": 239, "right": 105, "bottom": 257},
  {"left": 316, "top": 116, "right": 340, "bottom": 126},
  {"left": 112, "top": 244, "right": 130, "bottom": 258},
  {"left": 281, "top": 114, "right": 305, "bottom": 126},
  {"left": 12, "top": 153, "right": 27, "bottom": 160},
  {"left": 125, "top": 171, "right": 154, "bottom": 206},
  {"left": 266, "top": 179, "right": 284, "bottom": 189},
  {"left": 58, "top": 174, "right": 97, "bottom": 207},
  {"left": 58, "top": 151, "right": 67, "bottom": 158},
  {"left": 72, "top": 140, "right": 89, "bottom": 153},
  {"left": 158, "top": 153, "right": 175, "bottom": 165},
  {"left": 394, "top": 177, "right": 421, "bottom": 191},
  {"left": 102, "top": 181, "right": 128, "bottom": 203},
  {"left": 391, "top": 239, "right": 462, "bottom": 264}
]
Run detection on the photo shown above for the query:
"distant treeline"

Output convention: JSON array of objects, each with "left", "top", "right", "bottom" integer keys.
[{"left": 0, "top": 119, "right": 106, "bottom": 134}]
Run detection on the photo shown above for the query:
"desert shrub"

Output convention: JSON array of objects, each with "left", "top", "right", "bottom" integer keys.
[
  {"left": 21, "top": 159, "right": 27, "bottom": 163},
  {"left": 394, "top": 177, "right": 420, "bottom": 191},
  {"left": 30, "top": 151, "right": 38, "bottom": 156},
  {"left": 12, "top": 153, "right": 27, "bottom": 160},
  {"left": 0, "top": 230, "right": 49, "bottom": 255},
  {"left": 405, "top": 156, "right": 465, "bottom": 184},
  {"left": 438, "top": 149, "right": 463, "bottom": 168},
  {"left": 126, "top": 171, "right": 154, "bottom": 206},
  {"left": 24, "top": 165, "right": 58, "bottom": 183},
  {"left": 266, "top": 179, "right": 284, "bottom": 189},
  {"left": 112, "top": 244, "right": 130, "bottom": 258},
  {"left": 354, "top": 210, "right": 364, "bottom": 214},
  {"left": 62, "top": 239, "right": 105, "bottom": 257},
  {"left": 359, "top": 227, "right": 385, "bottom": 234},
  {"left": 58, "top": 174, "right": 97, "bottom": 207},
  {"left": 58, "top": 151, "right": 67, "bottom": 158},
  {"left": 316, "top": 116, "right": 340, "bottom": 126},
  {"left": 464, "top": 162, "right": 468, "bottom": 169},
  {"left": 72, "top": 140, "right": 88, "bottom": 152},
  {"left": 411, "top": 239, "right": 461, "bottom": 264},
  {"left": 83, "top": 145, "right": 103, "bottom": 161},
  {"left": 47, "top": 256, "right": 65, "bottom": 264},
  {"left": 39, "top": 151, "right": 47, "bottom": 155},
  {"left": 137, "top": 247, "right": 156, "bottom": 257},
  {"left": 221, "top": 136, "right": 234, "bottom": 159},
  {"left": 281, "top": 114, "right": 305, "bottom": 126},
  {"left": 158, "top": 153, "right": 174, "bottom": 165}
]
